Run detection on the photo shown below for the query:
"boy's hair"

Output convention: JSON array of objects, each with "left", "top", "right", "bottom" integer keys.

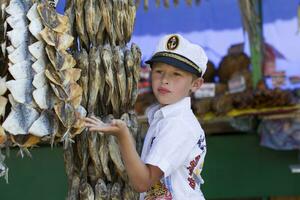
[{"left": 146, "top": 34, "right": 208, "bottom": 78}]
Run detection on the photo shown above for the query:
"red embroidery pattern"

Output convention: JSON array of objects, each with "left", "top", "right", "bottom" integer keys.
[
  {"left": 186, "top": 155, "right": 201, "bottom": 189},
  {"left": 145, "top": 181, "right": 173, "bottom": 200}
]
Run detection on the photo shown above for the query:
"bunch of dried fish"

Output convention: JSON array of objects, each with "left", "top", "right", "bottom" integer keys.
[
  {"left": 35, "top": 2, "right": 84, "bottom": 147},
  {"left": 1, "top": 0, "right": 44, "bottom": 151},
  {"left": 62, "top": 0, "right": 142, "bottom": 199}
]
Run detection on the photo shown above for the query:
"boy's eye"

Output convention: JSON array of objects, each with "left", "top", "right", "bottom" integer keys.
[
  {"left": 154, "top": 70, "right": 162, "bottom": 74},
  {"left": 174, "top": 72, "right": 182, "bottom": 76}
]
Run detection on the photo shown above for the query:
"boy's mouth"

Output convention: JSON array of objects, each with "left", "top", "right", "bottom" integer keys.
[{"left": 158, "top": 87, "right": 171, "bottom": 94}]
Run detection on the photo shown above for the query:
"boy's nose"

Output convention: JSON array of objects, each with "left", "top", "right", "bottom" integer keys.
[{"left": 161, "top": 73, "right": 169, "bottom": 84}]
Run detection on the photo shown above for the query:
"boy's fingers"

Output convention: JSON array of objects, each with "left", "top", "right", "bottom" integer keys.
[{"left": 91, "top": 116, "right": 102, "bottom": 123}]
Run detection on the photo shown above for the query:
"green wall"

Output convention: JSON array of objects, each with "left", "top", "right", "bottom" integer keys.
[{"left": 1, "top": 133, "right": 300, "bottom": 199}]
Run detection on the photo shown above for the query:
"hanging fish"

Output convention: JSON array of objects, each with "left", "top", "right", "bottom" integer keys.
[
  {"left": 40, "top": 27, "right": 74, "bottom": 50},
  {"left": 131, "top": 43, "right": 141, "bottom": 107},
  {"left": 6, "top": 28, "right": 29, "bottom": 48},
  {"left": 84, "top": 0, "right": 99, "bottom": 46},
  {"left": 29, "top": 41, "right": 45, "bottom": 60},
  {"left": 8, "top": 43, "right": 30, "bottom": 64},
  {"left": 101, "top": 44, "right": 114, "bottom": 106},
  {"left": 144, "top": 0, "right": 149, "bottom": 10},
  {"left": 110, "top": 182, "right": 122, "bottom": 200},
  {"left": 88, "top": 132, "right": 103, "bottom": 179},
  {"left": 2, "top": 103, "right": 39, "bottom": 135},
  {"left": 87, "top": 46, "right": 101, "bottom": 114},
  {"left": 29, "top": 109, "right": 58, "bottom": 137},
  {"left": 37, "top": 3, "right": 69, "bottom": 33},
  {"left": 5, "top": 0, "right": 31, "bottom": 16},
  {"left": 99, "top": 0, "right": 116, "bottom": 45},
  {"left": 163, "top": 0, "right": 170, "bottom": 8},
  {"left": 124, "top": 48, "right": 134, "bottom": 108},
  {"left": 75, "top": 49, "right": 89, "bottom": 107},
  {"left": 79, "top": 182, "right": 94, "bottom": 200},
  {"left": 8, "top": 60, "right": 33, "bottom": 80},
  {"left": 108, "top": 135, "right": 126, "bottom": 181},
  {"left": 45, "top": 45, "right": 76, "bottom": 71},
  {"left": 28, "top": 19, "right": 44, "bottom": 40},
  {"left": 185, "top": 0, "right": 193, "bottom": 6},
  {"left": 32, "top": 57, "right": 46, "bottom": 73},
  {"left": 74, "top": 0, "right": 89, "bottom": 49},
  {"left": 196, "top": 0, "right": 201, "bottom": 6},
  {"left": 32, "top": 84, "right": 57, "bottom": 109},
  {"left": 95, "top": 178, "right": 109, "bottom": 200},
  {"left": 6, "top": 79, "right": 34, "bottom": 105},
  {"left": 155, "top": 0, "right": 160, "bottom": 7},
  {"left": 99, "top": 135, "right": 112, "bottom": 181},
  {"left": 64, "top": 0, "right": 75, "bottom": 36},
  {"left": 0, "top": 96, "right": 7, "bottom": 118},
  {"left": 126, "top": 0, "right": 136, "bottom": 42}
]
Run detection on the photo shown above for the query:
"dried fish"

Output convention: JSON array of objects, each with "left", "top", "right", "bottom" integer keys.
[
  {"left": 29, "top": 41, "right": 45, "bottom": 60},
  {"left": 186, "top": 0, "right": 193, "bottom": 6},
  {"left": 64, "top": 0, "right": 75, "bottom": 36},
  {"left": 6, "top": 79, "right": 34, "bottom": 105},
  {"left": 87, "top": 46, "right": 100, "bottom": 114},
  {"left": 108, "top": 135, "right": 126, "bottom": 180},
  {"left": 74, "top": 0, "right": 89, "bottom": 49},
  {"left": 8, "top": 43, "right": 30, "bottom": 64},
  {"left": 0, "top": 96, "right": 7, "bottom": 118},
  {"left": 45, "top": 45, "right": 76, "bottom": 71},
  {"left": 113, "top": 0, "right": 124, "bottom": 43},
  {"left": 124, "top": 48, "right": 134, "bottom": 107},
  {"left": 33, "top": 84, "right": 57, "bottom": 109},
  {"left": 28, "top": 19, "right": 43, "bottom": 40},
  {"left": 99, "top": 0, "right": 116, "bottom": 44},
  {"left": 88, "top": 133, "right": 102, "bottom": 178},
  {"left": 99, "top": 135, "right": 111, "bottom": 181},
  {"left": 126, "top": 0, "right": 136, "bottom": 42},
  {"left": 40, "top": 27, "right": 74, "bottom": 50},
  {"left": 123, "top": 183, "right": 138, "bottom": 200},
  {"left": 111, "top": 182, "right": 122, "bottom": 200},
  {"left": 128, "top": 111, "right": 138, "bottom": 139},
  {"left": 101, "top": 44, "right": 114, "bottom": 106},
  {"left": 144, "top": 0, "right": 149, "bottom": 10},
  {"left": 84, "top": 0, "right": 97, "bottom": 46},
  {"left": 6, "top": 14, "right": 27, "bottom": 30},
  {"left": 131, "top": 43, "right": 141, "bottom": 107},
  {"left": 0, "top": 76, "right": 7, "bottom": 96},
  {"left": 26, "top": 2, "right": 39, "bottom": 22},
  {"left": 76, "top": 49, "right": 89, "bottom": 106},
  {"left": 66, "top": 82, "right": 83, "bottom": 108},
  {"left": 5, "top": 0, "right": 31, "bottom": 16},
  {"left": 113, "top": 46, "right": 126, "bottom": 106},
  {"left": 2, "top": 103, "right": 39, "bottom": 135},
  {"left": 8, "top": 60, "right": 33, "bottom": 80},
  {"left": 79, "top": 182, "right": 94, "bottom": 200},
  {"left": 163, "top": 0, "right": 170, "bottom": 8},
  {"left": 155, "top": 0, "right": 160, "bottom": 7},
  {"left": 173, "top": 0, "right": 179, "bottom": 6},
  {"left": 95, "top": 178, "right": 109, "bottom": 200},
  {"left": 54, "top": 101, "right": 76, "bottom": 128},
  {"left": 29, "top": 109, "right": 58, "bottom": 137},
  {"left": 7, "top": 28, "right": 28, "bottom": 48},
  {"left": 37, "top": 3, "right": 69, "bottom": 33},
  {"left": 32, "top": 71, "right": 47, "bottom": 88},
  {"left": 0, "top": 125, "right": 6, "bottom": 145},
  {"left": 32, "top": 57, "right": 46, "bottom": 73}
]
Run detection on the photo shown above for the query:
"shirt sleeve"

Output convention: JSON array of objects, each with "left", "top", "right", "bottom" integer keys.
[{"left": 144, "top": 118, "right": 199, "bottom": 177}]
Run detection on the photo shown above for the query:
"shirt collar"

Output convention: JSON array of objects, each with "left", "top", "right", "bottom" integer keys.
[
  {"left": 160, "top": 97, "right": 191, "bottom": 118},
  {"left": 146, "top": 97, "right": 191, "bottom": 123}
]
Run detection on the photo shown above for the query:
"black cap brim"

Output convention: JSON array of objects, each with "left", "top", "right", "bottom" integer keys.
[{"left": 146, "top": 56, "right": 202, "bottom": 77}]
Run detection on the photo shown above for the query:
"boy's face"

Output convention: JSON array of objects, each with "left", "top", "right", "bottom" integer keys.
[{"left": 151, "top": 62, "right": 203, "bottom": 106}]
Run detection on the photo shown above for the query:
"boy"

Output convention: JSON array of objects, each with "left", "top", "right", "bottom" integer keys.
[{"left": 84, "top": 34, "right": 208, "bottom": 199}]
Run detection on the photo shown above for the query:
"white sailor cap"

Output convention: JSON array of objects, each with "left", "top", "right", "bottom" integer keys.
[{"left": 146, "top": 34, "right": 208, "bottom": 77}]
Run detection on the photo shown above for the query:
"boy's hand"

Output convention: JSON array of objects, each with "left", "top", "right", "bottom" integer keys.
[{"left": 84, "top": 116, "right": 128, "bottom": 138}]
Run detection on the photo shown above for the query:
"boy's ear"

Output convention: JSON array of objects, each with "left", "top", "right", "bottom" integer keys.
[{"left": 191, "top": 77, "right": 204, "bottom": 93}]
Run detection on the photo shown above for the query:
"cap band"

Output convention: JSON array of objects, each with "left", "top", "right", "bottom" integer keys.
[{"left": 152, "top": 51, "right": 201, "bottom": 74}]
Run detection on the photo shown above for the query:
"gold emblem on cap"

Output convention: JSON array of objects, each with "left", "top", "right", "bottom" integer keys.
[{"left": 166, "top": 35, "right": 179, "bottom": 50}]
